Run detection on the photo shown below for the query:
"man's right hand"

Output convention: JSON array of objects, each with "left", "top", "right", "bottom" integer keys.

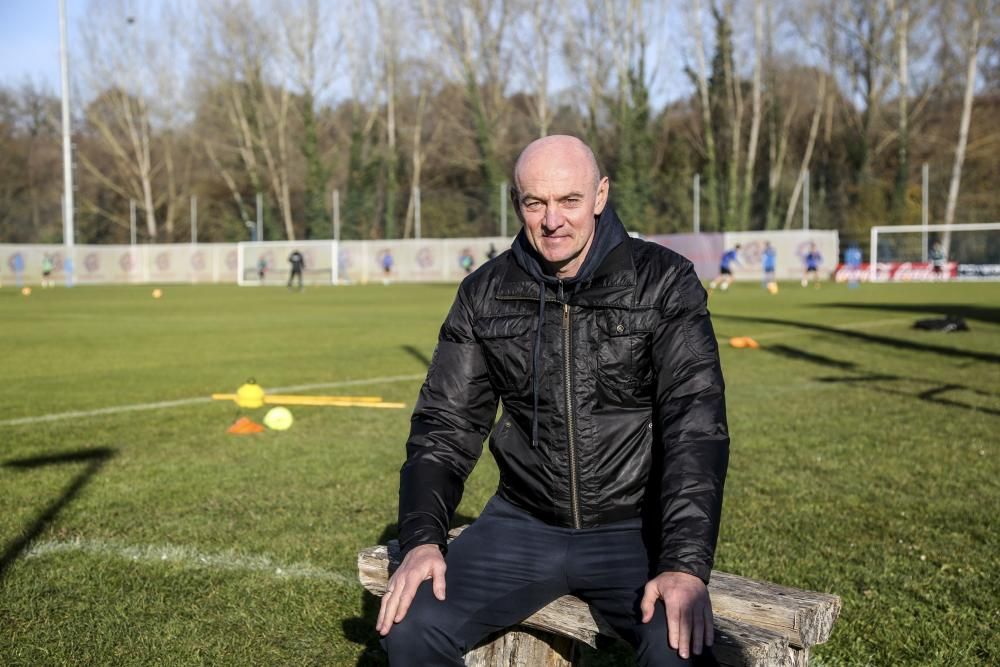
[{"left": 376, "top": 544, "right": 447, "bottom": 636}]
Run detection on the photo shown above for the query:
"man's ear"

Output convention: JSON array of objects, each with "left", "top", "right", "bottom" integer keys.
[
  {"left": 510, "top": 186, "right": 525, "bottom": 223},
  {"left": 593, "top": 176, "right": 610, "bottom": 215}
]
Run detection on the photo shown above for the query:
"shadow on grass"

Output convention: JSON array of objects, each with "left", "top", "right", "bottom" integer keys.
[
  {"left": 401, "top": 345, "right": 433, "bottom": 370},
  {"left": 343, "top": 513, "right": 478, "bottom": 666},
  {"left": 764, "top": 344, "right": 857, "bottom": 370},
  {"left": 1, "top": 447, "right": 116, "bottom": 582},
  {"left": 715, "top": 313, "right": 1000, "bottom": 365},
  {"left": 821, "top": 302, "right": 1000, "bottom": 326},
  {"left": 760, "top": 342, "right": 1000, "bottom": 417},
  {"left": 815, "top": 375, "right": 1000, "bottom": 417}
]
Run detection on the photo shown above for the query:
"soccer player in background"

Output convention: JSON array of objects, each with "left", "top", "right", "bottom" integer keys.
[
  {"left": 381, "top": 250, "right": 394, "bottom": 285},
  {"left": 929, "top": 241, "right": 947, "bottom": 280},
  {"left": 287, "top": 250, "right": 305, "bottom": 291},
  {"left": 41, "top": 254, "right": 55, "bottom": 288},
  {"left": 708, "top": 244, "right": 741, "bottom": 292},
  {"left": 801, "top": 243, "right": 822, "bottom": 287},
  {"left": 761, "top": 242, "right": 777, "bottom": 292}
]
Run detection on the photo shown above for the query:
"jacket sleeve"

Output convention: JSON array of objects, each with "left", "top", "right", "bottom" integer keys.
[
  {"left": 397, "top": 282, "right": 499, "bottom": 557},
  {"left": 651, "top": 262, "right": 730, "bottom": 583}
]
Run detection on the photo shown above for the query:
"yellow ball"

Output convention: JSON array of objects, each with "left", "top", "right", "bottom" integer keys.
[
  {"left": 263, "top": 406, "right": 294, "bottom": 431},
  {"left": 767, "top": 282, "right": 779, "bottom": 294},
  {"left": 21, "top": 287, "right": 31, "bottom": 296},
  {"left": 152, "top": 288, "right": 163, "bottom": 299},
  {"left": 236, "top": 382, "right": 265, "bottom": 409}
]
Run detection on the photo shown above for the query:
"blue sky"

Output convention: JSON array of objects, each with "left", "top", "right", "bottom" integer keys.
[{"left": 0, "top": 0, "right": 86, "bottom": 92}]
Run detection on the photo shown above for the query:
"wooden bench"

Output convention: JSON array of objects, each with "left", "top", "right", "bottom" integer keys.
[{"left": 358, "top": 527, "right": 841, "bottom": 667}]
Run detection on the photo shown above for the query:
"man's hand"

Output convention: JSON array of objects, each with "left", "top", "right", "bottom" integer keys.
[
  {"left": 640, "top": 571, "right": 713, "bottom": 659},
  {"left": 376, "top": 544, "right": 446, "bottom": 636}
]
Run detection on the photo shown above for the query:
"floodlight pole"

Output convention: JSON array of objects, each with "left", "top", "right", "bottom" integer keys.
[
  {"left": 190, "top": 195, "right": 197, "bottom": 243},
  {"left": 414, "top": 185, "right": 422, "bottom": 239},
  {"left": 332, "top": 189, "right": 341, "bottom": 241},
  {"left": 59, "top": 0, "right": 74, "bottom": 248},
  {"left": 921, "top": 163, "right": 929, "bottom": 262},
  {"left": 693, "top": 174, "right": 700, "bottom": 233},
  {"left": 803, "top": 169, "right": 810, "bottom": 231},
  {"left": 500, "top": 181, "right": 508, "bottom": 237},
  {"left": 130, "top": 199, "right": 137, "bottom": 245},
  {"left": 256, "top": 192, "right": 263, "bottom": 242}
]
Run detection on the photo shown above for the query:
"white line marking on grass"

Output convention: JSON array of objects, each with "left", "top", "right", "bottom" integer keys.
[
  {"left": 0, "top": 374, "right": 425, "bottom": 427},
  {"left": 26, "top": 538, "right": 360, "bottom": 585}
]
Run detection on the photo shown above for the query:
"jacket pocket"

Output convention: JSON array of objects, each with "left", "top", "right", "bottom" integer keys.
[
  {"left": 473, "top": 316, "right": 534, "bottom": 392},
  {"left": 597, "top": 312, "right": 654, "bottom": 388}
]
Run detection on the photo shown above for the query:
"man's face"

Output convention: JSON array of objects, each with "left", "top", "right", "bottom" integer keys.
[{"left": 513, "top": 140, "right": 609, "bottom": 279}]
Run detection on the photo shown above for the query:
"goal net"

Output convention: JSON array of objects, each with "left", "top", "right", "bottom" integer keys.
[
  {"left": 869, "top": 223, "right": 1000, "bottom": 281},
  {"left": 237, "top": 241, "right": 338, "bottom": 286}
]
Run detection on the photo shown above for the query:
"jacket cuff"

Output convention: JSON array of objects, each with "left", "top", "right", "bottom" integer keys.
[
  {"left": 398, "top": 537, "right": 448, "bottom": 560},
  {"left": 656, "top": 559, "right": 712, "bottom": 585}
]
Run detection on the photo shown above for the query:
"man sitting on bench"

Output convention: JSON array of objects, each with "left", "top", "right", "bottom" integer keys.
[{"left": 377, "top": 135, "right": 730, "bottom": 666}]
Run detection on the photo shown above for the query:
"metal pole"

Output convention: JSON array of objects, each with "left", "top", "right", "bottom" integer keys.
[
  {"left": 921, "top": 163, "right": 929, "bottom": 262},
  {"left": 256, "top": 192, "right": 263, "bottom": 242},
  {"left": 130, "top": 199, "right": 137, "bottom": 245},
  {"left": 869, "top": 225, "right": 878, "bottom": 283},
  {"left": 500, "top": 181, "right": 508, "bottom": 237},
  {"left": 414, "top": 185, "right": 422, "bottom": 239},
  {"left": 332, "top": 189, "right": 341, "bottom": 241},
  {"left": 59, "top": 0, "right": 74, "bottom": 248},
  {"left": 190, "top": 195, "right": 197, "bottom": 243},
  {"left": 803, "top": 169, "right": 810, "bottom": 231},
  {"left": 693, "top": 174, "right": 700, "bottom": 233}
]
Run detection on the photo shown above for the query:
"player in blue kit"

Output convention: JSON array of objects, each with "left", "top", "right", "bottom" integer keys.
[
  {"left": 801, "top": 243, "right": 822, "bottom": 287},
  {"left": 708, "top": 245, "right": 741, "bottom": 292},
  {"left": 761, "top": 242, "right": 776, "bottom": 292}
]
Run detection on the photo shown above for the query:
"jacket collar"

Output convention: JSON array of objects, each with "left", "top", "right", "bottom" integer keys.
[{"left": 497, "top": 238, "right": 637, "bottom": 308}]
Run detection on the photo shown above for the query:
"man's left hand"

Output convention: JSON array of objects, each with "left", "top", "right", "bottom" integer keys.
[{"left": 640, "top": 571, "right": 713, "bottom": 659}]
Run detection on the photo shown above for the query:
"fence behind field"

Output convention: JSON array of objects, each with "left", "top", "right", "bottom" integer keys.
[{"left": 1, "top": 231, "right": 840, "bottom": 286}]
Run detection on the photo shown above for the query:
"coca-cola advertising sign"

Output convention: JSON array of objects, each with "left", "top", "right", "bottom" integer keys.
[{"left": 834, "top": 262, "right": 956, "bottom": 282}]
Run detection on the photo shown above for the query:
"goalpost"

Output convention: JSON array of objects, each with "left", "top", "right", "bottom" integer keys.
[
  {"left": 236, "top": 241, "right": 338, "bottom": 286},
  {"left": 869, "top": 223, "right": 1000, "bottom": 282}
]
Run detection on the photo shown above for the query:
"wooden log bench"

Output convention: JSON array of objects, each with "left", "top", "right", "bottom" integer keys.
[{"left": 358, "top": 527, "right": 841, "bottom": 667}]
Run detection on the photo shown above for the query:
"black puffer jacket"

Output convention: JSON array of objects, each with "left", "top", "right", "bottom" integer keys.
[{"left": 398, "top": 206, "right": 729, "bottom": 583}]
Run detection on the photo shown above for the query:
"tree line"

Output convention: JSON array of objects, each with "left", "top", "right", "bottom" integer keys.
[{"left": 1, "top": 0, "right": 998, "bottom": 248}]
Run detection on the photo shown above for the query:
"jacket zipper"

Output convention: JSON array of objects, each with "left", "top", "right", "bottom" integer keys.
[{"left": 563, "top": 300, "right": 581, "bottom": 529}]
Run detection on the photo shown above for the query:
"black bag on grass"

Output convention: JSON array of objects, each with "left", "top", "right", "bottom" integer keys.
[{"left": 912, "top": 315, "right": 969, "bottom": 332}]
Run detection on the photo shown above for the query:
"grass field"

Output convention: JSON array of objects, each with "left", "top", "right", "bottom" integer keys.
[{"left": 1, "top": 279, "right": 997, "bottom": 666}]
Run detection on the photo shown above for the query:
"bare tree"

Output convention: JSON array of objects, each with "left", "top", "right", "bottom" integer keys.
[
  {"left": 516, "top": 0, "right": 558, "bottom": 138},
  {"left": 273, "top": 0, "right": 342, "bottom": 238},
  {"left": 420, "top": 0, "right": 516, "bottom": 227},
  {"left": 783, "top": 74, "right": 827, "bottom": 229},
  {"left": 687, "top": 0, "right": 720, "bottom": 229},
  {"left": 942, "top": 1, "right": 989, "bottom": 245},
  {"left": 738, "top": 0, "right": 764, "bottom": 229},
  {"left": 196, "top": 1, "right": 297, "bottom": 240},
  {"left": 78, "top": 0, "right": 167, "bottom": 241},
  {"left": 559, "top": 0, "right": 613, "bottom": 147}
]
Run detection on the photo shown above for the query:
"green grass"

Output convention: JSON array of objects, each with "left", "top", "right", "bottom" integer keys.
[{"left": 1, "top": 280, "right": 998, "bottom": 666}]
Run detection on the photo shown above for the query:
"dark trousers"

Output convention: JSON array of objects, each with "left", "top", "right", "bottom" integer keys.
[
  {"left": 383, "top": 495, "right": 714, "bottom": 666},
  {"left": 288, "top": 268, "right": 303, "bottom": 289}
]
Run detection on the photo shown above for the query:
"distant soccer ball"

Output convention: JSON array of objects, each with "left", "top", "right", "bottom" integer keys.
[
  {"left": 152, "top": 288, "right": 163, "bottom": 299},
  {"left": 21, "top": 287, "right": 31, "bottom": 296},
  {"left": 767, "top": 282, "right": 779, "bottom": 294},
  {"left": 263, "top": 406, "right": 294, "bottom": 431}
]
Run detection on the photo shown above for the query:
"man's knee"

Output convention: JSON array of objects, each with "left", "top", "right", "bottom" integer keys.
[{"left": 380, "top": 588, "right": 464, "bottom": 666}]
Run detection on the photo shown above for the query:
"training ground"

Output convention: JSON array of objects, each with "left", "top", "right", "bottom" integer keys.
[{"left": 1, "top": 281, "right": 997, "bottom": 666}]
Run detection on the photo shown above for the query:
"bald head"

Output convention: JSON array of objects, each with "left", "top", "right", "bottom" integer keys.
[
  {"left": 509, "top": 134, "right": 610, "bottom": 279},
  {"left": 512, "top": 135, "right": 601, "bottom": 193}
]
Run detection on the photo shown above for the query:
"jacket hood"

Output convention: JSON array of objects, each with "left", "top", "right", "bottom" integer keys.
[{"left": 510, "top": 204, "right": 630, "bottom": 288}]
